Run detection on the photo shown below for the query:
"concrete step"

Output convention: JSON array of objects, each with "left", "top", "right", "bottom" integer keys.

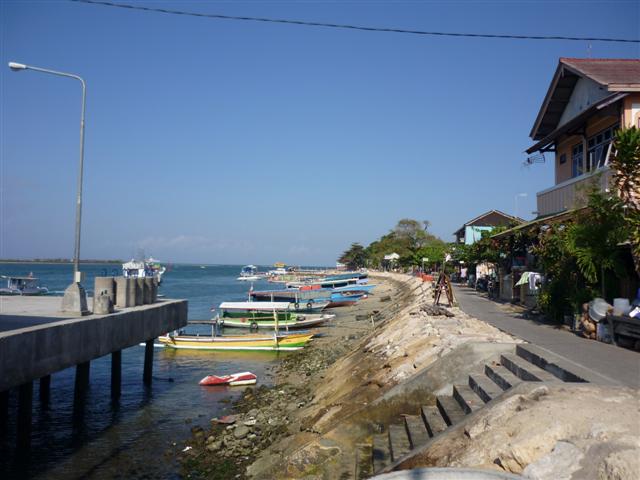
[
  {"left": 468, "top": 372, "right": 504, "bottom": 403},
  {"left": 484, "top": 363, "right": 521, "bottom": 390},
  {"left": 515, "top": 344, "right": 618, "bottom": 385},
  {"left": 453, "top": 384, "right": 483, "bottom": 414},
  {"left": 355, "top": 443, "right": 373, "bottom": 480},
  {"left": 388, "top": 423, "right": 412, "bottom": 462},
  {"left": 500, "top": 353, "right": 561, "bottom": 382},
  {"left": 436, "top": 395, "right": 467, "bottom": 426},
  {"left": 372, "top": 433, "right": 391, "bottom": 473},
  {"left": 421, "top": 405, "right": 448, "bottom": 437},
  {"left": 404, "top": 414, "right": 429, "bottom": 449}
]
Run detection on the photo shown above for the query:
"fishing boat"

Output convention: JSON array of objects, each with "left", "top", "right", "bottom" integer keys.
[
  {"left": 286, "top": 274, "right": 368, "bottom": 290},
  {"left": 237, "top": 265, "right": 264, "bottom": 281},
  {"left": 217, "top": 301, "right": 334, "bottom": 329},
  {"left": 249, "top": 289, "right": 364, "bottom": 308},
  {"left": 332, "top": 284, "right": 376, "bottom": 294},
  {"left": 199, "top": 372, "right": 257, "bottom": 386},
  {"left": 158, "top": 331, "right": 313, "bottom": 351},
  {"left": 122, "top": 257, "right": 166, "bottom": 284},
  {"left": 0, "top": 275, "right": 49, "bottom": 296}
]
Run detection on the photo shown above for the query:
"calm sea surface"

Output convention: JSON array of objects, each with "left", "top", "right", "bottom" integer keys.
[{"left": 0, "top": 263, "right": 295, "bottom": 479}]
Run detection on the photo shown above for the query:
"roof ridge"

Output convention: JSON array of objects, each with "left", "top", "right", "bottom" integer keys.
[{"left": 560, "top": 57, "right": 640, "bottom": 62}]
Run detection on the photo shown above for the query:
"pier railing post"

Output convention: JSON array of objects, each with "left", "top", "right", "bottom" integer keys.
[
  {"left": 17, "top": 381, "right": 33, "bottom": 449},
  {"left": 111, "top": 350, "right": 122, "bottom": 399},
  {"left": 143, "top": 340, "right": 154, "bottom": 386}
]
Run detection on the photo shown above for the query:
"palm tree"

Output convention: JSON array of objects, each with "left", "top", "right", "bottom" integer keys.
[{"left": 609, "top": 127, "right": 640, "bottom": 275}]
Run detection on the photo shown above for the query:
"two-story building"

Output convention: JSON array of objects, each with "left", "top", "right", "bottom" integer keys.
[
  {"left": 453, "top": 210, "right": 522, "bottom": 245},
  {"left": 526, "top": 58, "right": 640, "bottom": 217}
]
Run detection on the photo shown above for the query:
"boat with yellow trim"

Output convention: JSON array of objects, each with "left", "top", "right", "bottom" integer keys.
[{"left": 157, "top": 331, "right": 313, "bottom": 351}]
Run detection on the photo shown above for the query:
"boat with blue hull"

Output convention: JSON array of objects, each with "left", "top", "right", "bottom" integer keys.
[{"left": 249, "top": 288, "right": 365, "bottom": 308}]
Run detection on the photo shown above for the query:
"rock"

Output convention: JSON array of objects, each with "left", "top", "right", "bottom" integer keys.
[
  {"left": 598, "top": 448, "right": 640, "bottom": 480},
  {"left": 206, "top": 435, "right": 215, "bottom": 444},
  {"left": 234, "top": 425, "right": 251, "bottom": 439},
  {"left": 522, "top": 441, "right": 584, "bottom": 480}
]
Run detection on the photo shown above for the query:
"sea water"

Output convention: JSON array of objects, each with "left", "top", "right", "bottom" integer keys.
[{"left": 0, "top": 263, "right": 288, "bottom": 479}]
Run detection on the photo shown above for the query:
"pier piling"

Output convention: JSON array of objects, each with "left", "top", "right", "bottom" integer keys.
[
  {"left": 74, "top": 361, "right": 90, "bottom": 402},
  {"left": 0, "top": 389, "right": 8, "bottom": 435},
  {"left": 111, "top": 350, "right": 122, "bottom": 399},
  {"left": 143, "top": 340, "right": 154, "bottom": 386},
  {"left": 39, "top": 375, "right": 51, "bottom": 404},
  {"left": 17, "top": 382, "right": 33, "bottom": 449}
]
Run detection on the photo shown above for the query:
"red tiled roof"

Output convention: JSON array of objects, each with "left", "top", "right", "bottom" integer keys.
[{"left": 560, "top": 58, "right": 640, "bottom": 89}]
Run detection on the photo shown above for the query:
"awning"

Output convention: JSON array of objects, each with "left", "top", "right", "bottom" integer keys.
[
  {"left": 491, "top": 208, "right": 584, "bottom": 239},
  {"left": 525, "top": 93, "right": 628, "bottom": 155}
]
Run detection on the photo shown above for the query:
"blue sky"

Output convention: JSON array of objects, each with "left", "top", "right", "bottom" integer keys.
[{"left": 1, "top": 0, "right": 639, "bottom": 265}]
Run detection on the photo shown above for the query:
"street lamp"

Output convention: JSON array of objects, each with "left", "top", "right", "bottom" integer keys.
[{"left": 9, "top": 61, "right": 89, "bottom": 314}]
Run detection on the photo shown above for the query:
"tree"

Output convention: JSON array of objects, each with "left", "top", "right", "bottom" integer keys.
[
  {"left": 338, "top": 243, "right": 368, "bottom": 270},
  {"left": 610, "top": 126, "right": 640, "bottom": 275}
]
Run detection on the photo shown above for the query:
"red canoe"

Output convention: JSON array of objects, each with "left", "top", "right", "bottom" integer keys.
[{"left": 199, "top": 371, "right": 257, "bottom": 386}]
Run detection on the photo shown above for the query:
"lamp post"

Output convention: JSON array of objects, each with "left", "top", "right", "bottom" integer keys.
[{"left": 9, "top": 62, "right": 89, "bottom": 314}]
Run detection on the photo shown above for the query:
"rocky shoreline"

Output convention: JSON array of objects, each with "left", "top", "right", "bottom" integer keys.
[{"left": 179, "top": 275, "right": 409, "bottom": 479}]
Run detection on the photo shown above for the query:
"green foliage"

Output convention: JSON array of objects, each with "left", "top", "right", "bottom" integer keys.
[
  {"left": 338, "top": 243, "right": 368, "bottom": 270},
  {"left": 341, "top": 219, "right": 446, "bottom": 269}
]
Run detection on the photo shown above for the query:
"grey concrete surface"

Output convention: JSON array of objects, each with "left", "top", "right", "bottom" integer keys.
[
  {"left": 0, "top": 297, "right": 187, "bottom": 391},
  {"left": 454, "top": 286, "right": 640, "bottom": 387}
]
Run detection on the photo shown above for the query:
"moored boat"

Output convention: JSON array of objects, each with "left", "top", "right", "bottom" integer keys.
[
  {"left": 199, "top": 372, "right": 257, "bottom": 386},
  {"left": 158, "top": 332, "right": 313, "bottom": 351},
  {"left": 220, "top": 314, "right": 332, "bottom": 329}
]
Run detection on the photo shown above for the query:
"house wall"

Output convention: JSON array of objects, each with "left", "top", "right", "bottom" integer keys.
[
  {"left": 554, "top": 112, "right": 620, "bottom": 184},
  {"left": 623, "top": 93, "right": 640, "bottom": 128},
  {"left": 557, "top": 77, "right": 609, "bottom": 127}
]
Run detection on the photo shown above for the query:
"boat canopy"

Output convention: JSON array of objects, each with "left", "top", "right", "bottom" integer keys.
[{"left": 219, "top": 301, "right": 291, "bottom": 311}]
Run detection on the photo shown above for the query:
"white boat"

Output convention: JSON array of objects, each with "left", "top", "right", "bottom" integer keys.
[
  {"left": 122, "top": 257, "right": 166, "bottom": 284},
  {"left": 0, "top": 275, "right": 49, "bottom": 296},
  {"left": 237, "top": 265, "right": 264, "bottom": 281}
]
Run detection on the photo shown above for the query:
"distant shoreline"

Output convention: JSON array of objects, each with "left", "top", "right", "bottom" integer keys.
[{"left": 0, "top": 259, "right": 122, "bottom": 265}]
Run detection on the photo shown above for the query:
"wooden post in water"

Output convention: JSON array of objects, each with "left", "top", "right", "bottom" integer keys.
[
  {"left": 111, "top": 350, "right": 122, "bottom": 399},
  {"left": 143, "top": 340, "right": 154, "bottom": 386},
  {"left": 74, "top": 361, "right": 90, "bottom": 402},
  {"left": 17, "top": 381, "right": 33, "bottom": 449},
  {"left": 39, "top": 375, "right": 51, "bottom": 404}
]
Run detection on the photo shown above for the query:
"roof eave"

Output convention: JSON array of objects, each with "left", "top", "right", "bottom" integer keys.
[
  {"left": 525, "top": 92, "right": 628, "bottom": 155},
  {"left": 529, "top": 62, "right": 566, "bottom": 140}
]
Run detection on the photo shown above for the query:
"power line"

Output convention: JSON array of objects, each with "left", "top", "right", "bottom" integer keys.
[{"left": 70, "top": 0, "right": 640, "bottom": 44}]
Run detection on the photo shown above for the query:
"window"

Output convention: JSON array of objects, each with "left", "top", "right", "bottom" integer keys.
[
  {"left": 571, "top": 143, "right": 583, "bottom": 178},
  {"left": 587, "top": 125, "right": 617, "bottom": 171}
]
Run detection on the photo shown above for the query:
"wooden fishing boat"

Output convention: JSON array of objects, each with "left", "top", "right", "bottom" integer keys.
[
  {"left": 158, "top": 332, "right": 314, "bottom": 351},
  {"left": 220, "top": 313, "right": 334, "bottom": 329},
  {"left": 199, "top": 372, "right": 257, "bottom": 386}
]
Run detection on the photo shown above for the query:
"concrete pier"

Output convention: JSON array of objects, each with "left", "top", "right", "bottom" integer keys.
[{"left": 0, "top": 295, "right": 187, "bottom": 446}]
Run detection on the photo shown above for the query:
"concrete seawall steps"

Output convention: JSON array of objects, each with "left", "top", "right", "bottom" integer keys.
[{"left": 362, "top": 341, "right": 606, "bottom": 477}]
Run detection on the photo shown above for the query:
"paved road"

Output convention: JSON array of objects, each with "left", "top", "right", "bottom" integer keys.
[{"left": 454, "top": 286, "right": 640, "bottom": 388}]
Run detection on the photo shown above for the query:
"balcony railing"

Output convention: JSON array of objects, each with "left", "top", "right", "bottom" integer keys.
[{"left": 536, "top": 166, "right": 613, "bottom": 217}]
